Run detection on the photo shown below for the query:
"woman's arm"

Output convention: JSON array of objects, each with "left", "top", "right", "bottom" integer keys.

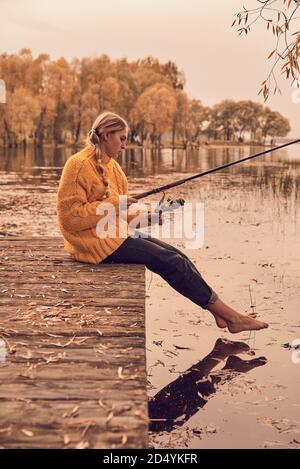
[
  {"left": 110, "top": 160, "right": 162, "bottom": 227},
  {"left": 57, "top": 159, "right": 120, "bottom": 233}
]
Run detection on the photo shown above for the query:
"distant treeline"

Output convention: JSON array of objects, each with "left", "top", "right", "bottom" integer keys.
[{"left": 0, "top": 49, "right": 291, "bottom": 147}]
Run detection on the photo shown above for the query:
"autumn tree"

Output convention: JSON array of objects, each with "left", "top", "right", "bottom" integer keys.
[
  {"left": 234, "top": 100, "right": 264, "bottom": 141},
  {"left": 130, "top": 83, "right": 177, "bottom": 146},
  {"left": 207, "top": 100, "right": 240, "bottom": 141},
  {"left": 1, "top": 88, "right": 39, "bottom": 146},
  {"left": 188, "top": 100, "right": 211, "bottom": 141},
  {"left": 0, "top": 49, "right": 291, "bottom": 147},
  {"left": 258, "top": 107, "right": 291, "bottom": 141},
  {"left": 44, "top": 57, "right": 75, "bottom": 144},
  {"left": 204, "top": 99, "right": 290, "bottom": 142},
  {"left": 172, "top": 93, "right": 210, "bottom": 146},
  {"left": 171, "top": 91, "right": 189, "bottom": 147}
]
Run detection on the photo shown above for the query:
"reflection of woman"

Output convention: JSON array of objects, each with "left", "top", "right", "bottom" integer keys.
[
  {"left": 149, "top": 338, "right": 267, "bottom": 432},
  {"left": 56, "top": 112, "right": 268, "bottom": 334}
]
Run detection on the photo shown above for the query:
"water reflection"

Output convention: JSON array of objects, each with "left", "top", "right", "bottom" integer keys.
[
  {"left": 0, "top": 145, "right": 300, "bottom": 200},
  {"left": 148, "top": 338, "right": 267, "bottom": 433}
]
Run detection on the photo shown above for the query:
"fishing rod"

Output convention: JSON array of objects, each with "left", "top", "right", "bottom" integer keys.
[{"left": 135, "top": 139, "right": 300, "bottom": 211}]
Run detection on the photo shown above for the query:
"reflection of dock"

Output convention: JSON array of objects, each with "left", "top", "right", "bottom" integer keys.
[{"left": 0, "top": 237, "right": 148, "bottom": 448}]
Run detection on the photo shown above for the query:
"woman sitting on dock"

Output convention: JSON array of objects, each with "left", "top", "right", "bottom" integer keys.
[{"left": 56, "top": 111, "right": 268, "bottom": 334}]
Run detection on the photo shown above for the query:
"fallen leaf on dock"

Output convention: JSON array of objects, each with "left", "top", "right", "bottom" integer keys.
[
  {"left": 75, "top": 440, "right": 89, "bottom": 449},
  {"left": 50, "top": 336, "right": 76, "bottom": 347},
  {"left": 105, "top": 411, "right": 114, "bottom": 425},
  {"left": 118, "top": 366, "right": 125, "bottom": 379},
  {"left": 21, "top": 429, "right": 34, "bottom": 437}
]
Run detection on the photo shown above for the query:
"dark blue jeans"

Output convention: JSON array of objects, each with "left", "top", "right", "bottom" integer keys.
[{"left": 102, "top": 233, "right": 218, "bottom": 309}]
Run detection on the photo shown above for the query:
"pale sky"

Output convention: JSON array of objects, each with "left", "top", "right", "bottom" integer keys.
[{"left": 1, "top": 0, "right": 299, "bottom": 136}]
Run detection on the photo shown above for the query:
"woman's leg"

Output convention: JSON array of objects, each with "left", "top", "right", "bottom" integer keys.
[
  {"left": 103, "top": 235, "right": 268, "bottom": 333},
  {"left": 104, "top": 235, "right": 216, "bottom": 309},
  {"left": 137, "top": 234, "right": 268, "bottom": 332},
  {"left": 133, "top": 232, "right": 227, "bottom": 328}
]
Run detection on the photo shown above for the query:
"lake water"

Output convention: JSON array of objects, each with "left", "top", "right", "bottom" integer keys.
[
  {"left": 1, "top": 143, "right": 300, "bottom": 449},
  {"left": 0, "top": 144, "right": 300, "bottom": 184}
]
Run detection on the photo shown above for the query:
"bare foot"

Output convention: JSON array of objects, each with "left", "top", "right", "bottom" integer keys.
[
  {"left": 227, "top": 315, "right": 269, "bottom": 334},
  {"left": 207, "top": 299, "right": 268, "bottom": 333},
  {"left": 211, "top": 313, "right": 227, "bottom": 329}
]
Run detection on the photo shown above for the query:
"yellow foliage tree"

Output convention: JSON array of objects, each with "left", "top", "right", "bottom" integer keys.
[{"left": 131, "top": 83, "right": 177, "bottom": 145}]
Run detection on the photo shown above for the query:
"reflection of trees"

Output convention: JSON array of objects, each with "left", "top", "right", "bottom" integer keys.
[
  {"left": 280, "top": 174, "right": 294, "bottom": 198},
  {"left": 149, "top": 338, "right": 267, "bottom": 433},
  {"left": 258, "top": 166, "right": 299, "bottom": 199},
  {"left": 1, "top": 145, "right": 299, "bottom": 201},
  {"left": 296, "top": 176, "right": 300, "bottom": 199},
  {"left": 34, "top": 145, "right": 45, "bottom": 167}
]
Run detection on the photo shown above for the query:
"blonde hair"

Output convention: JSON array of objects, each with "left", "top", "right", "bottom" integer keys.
[{"left": 87, "top": 112, "right": 128, "bottom": 199}]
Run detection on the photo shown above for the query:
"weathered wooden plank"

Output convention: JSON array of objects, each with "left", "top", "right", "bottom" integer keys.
[
  {"left": 0, "top": 304, "right": 143, "bottom": 313},
  {"left": 0, "top": 237, "right": 148, "bottom": 448},
  {"left": 0, "top": 271, "right": 143, "bottom": 281},
  {"left": 0, "top": 345, "right": 144, "bottom": 364},
  {"left": 0, "top": 424, "right": 147, "bottom": 449},
  {"left": 1, "top": 288, "right": 143, "bottom": 297},
  {"left": 0, "top": 381, "right": 146, "bottom": 400},
  {"left": 0, "top": 400, "right": 148, "bottom": 449},
  {"left": 0, "top": 396, "right": 146, "bottom": 428},
  {"left": 0, "top": 298, "right": 144, "bottom": 307},
  {"left": 0, "top": 364, "right": 145, "bottom": 382}
]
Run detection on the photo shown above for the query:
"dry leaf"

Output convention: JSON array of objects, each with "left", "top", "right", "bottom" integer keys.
[
  {"left": 129, "top": 322, "right": 138, "bottom": 328},
  {"left": 51, "top": 336, "right": 76, "bottom": 347},
  {"left": 121, "top": 434, "right": 128, "bottom": 446},
  {"left": 21, "top": 429, "right": 34, "bottom": 437},
  {"left": 80, "top": 421, "right": 94, "bottom": 438},
  {"left": 70, "top": 405, "right": 80, "bottom": 417},
  {"left": 118, "top": 366, "right": 125, "bottom": 379},
  {"left": 105, "top": 411, "right": 114, "bottom": 425},
  {"left": 44, "top": 352, "right": 65, "bottom": 364},
  {"left": 98, "top": 399, "right": 107, "bottom": 409},
  {"left": 173, "top": 344, "right": 191, "bottom": 350},
  {"left": 0, "top": 426, "right": 12, "bottom": 434},
  {"left": 75, "top": 440, "right": 89, "bottom": 449}
]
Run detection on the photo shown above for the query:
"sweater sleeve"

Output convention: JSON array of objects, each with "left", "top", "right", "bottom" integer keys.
[
  {"left": 110, "top": 161, "right": 135, "bottom": 223},
  {"left": 57, "top": 160, "right": 120, "bottom": 233},
  {"left": 123, "top": 176, "right": 153, "bottom": 225}
]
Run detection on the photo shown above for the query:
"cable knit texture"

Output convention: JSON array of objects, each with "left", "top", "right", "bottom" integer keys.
[{"left": 56, "top": 145, "right": 132, "bottom": 264}]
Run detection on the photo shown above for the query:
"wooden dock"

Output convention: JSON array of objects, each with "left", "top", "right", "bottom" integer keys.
[{"left": 0, "top": 237, "right": 148, "bottom": 449}]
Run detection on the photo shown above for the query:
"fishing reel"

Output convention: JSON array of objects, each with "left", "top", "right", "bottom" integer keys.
[{"left": 155, "top": 192, "right": 185, "bottom": 214}]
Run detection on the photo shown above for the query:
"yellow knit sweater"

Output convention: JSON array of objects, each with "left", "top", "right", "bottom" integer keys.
[{"left": 56, "top": 145, "right": 133, "bottom": 264}]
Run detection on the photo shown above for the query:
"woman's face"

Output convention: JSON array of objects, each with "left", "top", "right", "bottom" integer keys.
[{"left": 103, "top": 129, "right": 127, "bottom": 158}]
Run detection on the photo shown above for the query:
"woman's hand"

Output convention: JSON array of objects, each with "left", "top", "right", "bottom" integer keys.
[{"left": 127, "top": 197, "right": 138, "bottom": 208}]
